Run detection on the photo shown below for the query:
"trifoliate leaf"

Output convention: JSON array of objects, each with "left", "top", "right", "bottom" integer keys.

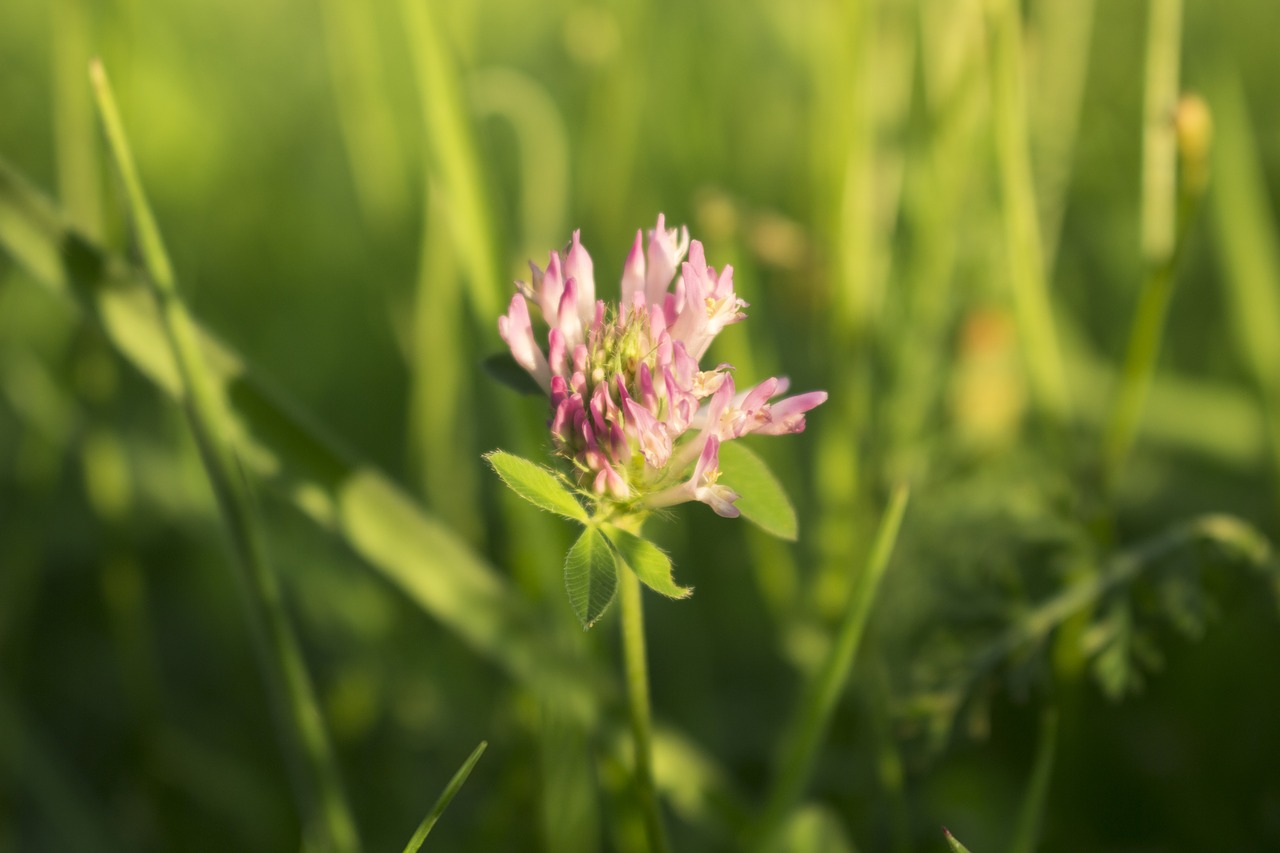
[
  {"left": 717, "top": 440, "right": 798, "bottom": 541},
  {"left": 564, "top": 527, "right": 619, "bottom": 629},
  {"left": 481, "top": 351, "right": 544, "bottom": 396},
  {"left": 602, "top": 524, "right": 691, "bottom": 600},
  {"left": 484, "top": 451, "right": 588, "bottom": 522}
]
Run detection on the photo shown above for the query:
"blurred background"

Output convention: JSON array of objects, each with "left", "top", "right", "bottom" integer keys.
[{"left": 2, "top": 0, "right": 1280, "bottom": 850}]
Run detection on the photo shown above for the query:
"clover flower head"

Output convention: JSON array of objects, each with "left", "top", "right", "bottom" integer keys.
[{"left": 498, "top": 216, "right": 827, "bottom": 519}]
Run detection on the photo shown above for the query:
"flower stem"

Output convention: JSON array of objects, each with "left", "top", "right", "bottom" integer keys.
[{"left": 618, "top": 563, "right": 671, "bottom": 853}]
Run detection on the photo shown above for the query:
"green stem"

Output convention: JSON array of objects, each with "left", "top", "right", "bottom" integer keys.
[
  {"left": 89, "top": 60, "right": 361, "bottom": 853},
  {"left": 619, "top": 564, "right": 671, "bottom": 853},
  {"left": 756, "top": 485, "right": 910, "bottom": 848},
  {"left": 988, "top": 0, "right": 1073, "bottom": 427},
  {"left": 1101, "top": 0, "right": 1191, "bottom": 492},
  {"left": 1210, "top": 72, "right": 1280, "bottom": 514},
  {"left": 400, "top": 741, "right": 488, "bottom": 853},
  {"left": 1008, "top": 707, "right": 1059, "bottom": 853}
]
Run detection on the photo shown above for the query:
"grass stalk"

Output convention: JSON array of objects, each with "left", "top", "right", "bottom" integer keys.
[
  {"left": 1007, "top": 707, "right": 1059, "bottom": 853},
  {"left": 0, "top": 155, "right": 610, "bottom": 725},
  {"left": 317, "top": 0, "right": 410, "bottom": 231},
  {"left": 400, "top": 741, "right": 488, "bottom": 853},
  {"left": 1209, "top": 72, "right": 1280, "bottom": 509},
  {"left": 89, "top": 59, "right": 361, "bottom": 853},
  {"left": 1101, "top": 0, "right": 1190, "bottom": 492},
  {"left": 987, "top": 0, "right": 1073, "bottom": 427},
  {"left": 756, "top": 485, "right": 910, "bottom": 847},
  {"left": 1029, "top": 0, "right": 1096, "bottom": 272},
  {"left": 51, "top": 0, "right": 101, "bottom": 239},
  {"left": 619, "top": 563, "right": 672, "bottom": 853},
  {"left": 399, "top": 0, "right": 500, "bottom": 323}
]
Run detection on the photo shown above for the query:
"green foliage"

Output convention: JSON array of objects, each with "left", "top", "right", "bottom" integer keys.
[
  {"left": 3, "top": 0, "right": 1280, "bottom": 850},
  {"left": 602, "top": 523, "right": 691, "bottom": 600},
  {"left": 483, "top": 450, "right": 588, "bottom": 522},
  {"left": 563, "top": 526, "right": 619, "bottom": 629},
  {"left": 718, "top": 440, "right": 799, "bottom": 541}
]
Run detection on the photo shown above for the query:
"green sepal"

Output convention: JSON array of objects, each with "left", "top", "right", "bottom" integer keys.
[
  {"left": 484, "top": 451, "right": 589, "bottom": 523},
  {"left": 564, "top": 527, "right": 619, "bottom": 629},
  {"left": 602, "top": 524, "right": 691, "bottom": 600},
  {"left": 717, "top": 440, "right": 798, "bottom": 541}
]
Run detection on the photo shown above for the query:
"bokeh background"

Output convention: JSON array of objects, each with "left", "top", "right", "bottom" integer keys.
[{"left": 2, "top": 0, "right": 1280, "bottom": 850}]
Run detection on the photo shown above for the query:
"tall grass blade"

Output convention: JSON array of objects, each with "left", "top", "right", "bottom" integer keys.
[
  {"left": 89, "top": 59, "right": 362, "bottom": 853},
  {"left": 317, "top": 0, "right": 410, "bottom": 231},
  {"left": 400, "top": 741, "right": 488, "bottom": 853},
  {"left": 51, "top": 0, "right": 102, "bottom": 239},
  {"left": 469, "top": 68, "right": 570, "bottom": 256},
  {"left": 986, "top": 0, "right": 1073, "bottom": 426},
  {"left": 1209, "top": 71, "right": 1280, "bottom": 507},
  {"left": 1008, "top": 707, "right": 1059, "bottom": 853},
  {"left": 0, "top": 155, "right": 607, "bottom": 722},
  {"left": 756, "top": 485, "right": 910, "bottom": 848},
  {"left": 1029, "top": 0, "right": 1096, "bottom": 270},
  {"left": 1102, "top": 0, "right": 1193, "bottom": 491},
  {"left": 399, "top": 0, "right": 499, "bottom": 323}
]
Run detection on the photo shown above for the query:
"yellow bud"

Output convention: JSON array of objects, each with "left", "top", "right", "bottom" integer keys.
[{"left": 1175, "top": 93, "right": 1213, "bottom": 199}]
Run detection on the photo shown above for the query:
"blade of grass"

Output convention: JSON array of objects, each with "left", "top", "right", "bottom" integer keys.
[
  {"left": 886, "top": 0, "right": 987, "bottom": 479},
  {"left": 1029, "top": 0, "right": 1096, "bottom": 271},
  {"left": 51, "top": 0, "right": 102, "bottom": 239},
  {"left": 399, "top": 0, "right": 499, "bottom": 323},
  {"left": 1101, "top": 0, "right": 1196, "bottom": 493},
  {"left": 468, "top": 68, "right": 570, "bottom": 257},
  {"left": 1140, "top": 0, "right": 1183, "bottom": 268},
  {"left": 1209, "top": 70, "right": 1280, "bottom": 510},
  {"left": 755, "top": 485, "right": 910, "bottom": 848},
  {"left": 90, "top": 59, "right": 362, "bottom": 853},
  {"left": 0, "top": 154, "right": 607, "bottom": 723},
  {"left": 407, "top": 185, "right": 481, "bottom": 541},
  {"left": 986, "top": 0, "right": 1073, "bottom": 427},
  {"left": 400, "top": 741, "right": 488, "bottom": 853},
  {"left": 318, "top": 0, "right": 410, "bottom": 231},
  {"left": 1007, "top": 707, "right": 1059, "bottom": 853}
]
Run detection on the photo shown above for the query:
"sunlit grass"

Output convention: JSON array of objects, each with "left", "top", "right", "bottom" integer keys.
[{"left": 2, "top": 0, "right": 1280, "bottom": 850}]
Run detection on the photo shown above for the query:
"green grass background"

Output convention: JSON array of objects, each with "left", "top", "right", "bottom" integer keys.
[{"left": 2, "top": 0, "right": 1280, "bottom": 850}]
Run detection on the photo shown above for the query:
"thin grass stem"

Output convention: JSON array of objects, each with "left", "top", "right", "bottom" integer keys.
[
  {"left": 1008, "top": 707, "right": 1059, "bottom": 853},
  {"left": 399, "top": 0, "right": 500, "bottom": 323},
  {"left": 400, "top": 741, "right": 488, "bottom": 853},
  {"left": 1102, "top": 0, "right": 1198, "bottom": 492},
  {"left": 0, "top": 156, "right": 610, "bottom": 726},
  {"left": 1210, "top": 72, "right": 1280, "bottom": 512},
  {"left": 756, "top": 485, "right": 910, "bottom": 848},
  {"left": 51, "top": 0, "right": 101, "bottom": 239},
  {"left": 987, "top": 0, "right": 1073, "bottom": 427},
  {"left": 89, "top": 59, "right": 361, "bottom": 853}
]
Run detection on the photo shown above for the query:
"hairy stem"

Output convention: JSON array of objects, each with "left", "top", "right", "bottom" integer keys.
[{"left": 619, "top": 563, "right": 671, "bottom": 853}]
